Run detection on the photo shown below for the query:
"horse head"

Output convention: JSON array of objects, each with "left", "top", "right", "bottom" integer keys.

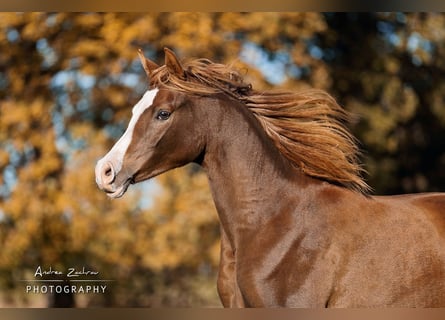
[{"left": 95, "top": 48, "right": 205, "bottom": 198}]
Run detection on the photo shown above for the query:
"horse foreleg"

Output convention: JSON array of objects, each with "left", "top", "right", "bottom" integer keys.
[{"left": 216, "top": 227, "right": 245, "bottom": 307}]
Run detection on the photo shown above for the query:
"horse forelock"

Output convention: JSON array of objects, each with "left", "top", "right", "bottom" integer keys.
[{"left": 148, "top": 57, "right": 370, "bottom": 194}]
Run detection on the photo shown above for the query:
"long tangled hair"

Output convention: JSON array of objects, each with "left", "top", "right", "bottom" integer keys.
[{"left": 149, "top": 58, "right": 370, "bottom": 194}]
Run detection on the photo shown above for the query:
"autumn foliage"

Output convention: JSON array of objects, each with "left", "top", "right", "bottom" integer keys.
[{"left": 1, "top": 13, "right": 445, "bottom": 306}]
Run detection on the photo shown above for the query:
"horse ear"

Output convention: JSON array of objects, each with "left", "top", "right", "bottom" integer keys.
[
  {"left": 137, "top": 48, "right": 159, "bottom": 76},
  {"left": 164, "top": 47, "right": 186, "bottom": 80}
]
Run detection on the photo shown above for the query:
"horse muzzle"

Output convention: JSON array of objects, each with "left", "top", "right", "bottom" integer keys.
[{"left": 95, "top": 160, "right": 133, "bottom": 198}]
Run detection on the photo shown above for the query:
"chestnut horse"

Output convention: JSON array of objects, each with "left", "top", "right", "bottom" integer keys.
[{"left": 95, "top": 48, "right": 445, "bottom": 307}]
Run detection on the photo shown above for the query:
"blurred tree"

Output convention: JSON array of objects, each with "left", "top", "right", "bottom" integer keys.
[
  {"left": 317, "top": 13, "right": 445, "bottom": 193},
  {"left": 0, "top": 12, "right": 444, "bottom": 307}
]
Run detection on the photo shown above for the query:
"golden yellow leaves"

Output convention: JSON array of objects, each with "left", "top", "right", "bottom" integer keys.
[
  {"left": 74, "top": 13, "right": 103, "bottom": 30},
  {"left": 348, "top": 74, "right": 419, "bottom": 155},
  {"left": 1, "top": 223, "right": 34, "bottom": 268},
  {"left": 21, "top": 13, "right": 48, "bottom": 42},
  {"left": 0, "top": 149, "right": 9, "bottom": 170},
  {"left": 72, "top": 40, "right": 109, "bottom": 61},
  {"left": 98, "top": 13, "right": 159, "bottom": 60},
  {"left": 0, "top": 13, "right": 23, "bottom": 30},
  {"left": 162, "top": 13, "right": 218, "bottom": 56},
  {"left": 219, "top": 13, "right": 326, "bottom": 44},
  {"left": 2, "top": 12, "right": 445, "bottom": 306},
  {"left": 381, "top": 78, "right": 418, "bottom": 123}
]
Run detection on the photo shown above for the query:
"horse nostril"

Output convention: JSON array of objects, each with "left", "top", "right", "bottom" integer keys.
[{"left": 101, "top": 161, "right": 116, "bottom": 185}]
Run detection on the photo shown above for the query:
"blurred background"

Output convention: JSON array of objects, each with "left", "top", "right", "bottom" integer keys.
[{"left": 0, "top": 12, "right": 445, "bottom": 307}]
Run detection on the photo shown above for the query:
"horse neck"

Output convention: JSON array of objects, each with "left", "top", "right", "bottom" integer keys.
[{"left": 200, "top": 96, "right": 309, "bottom": 246}]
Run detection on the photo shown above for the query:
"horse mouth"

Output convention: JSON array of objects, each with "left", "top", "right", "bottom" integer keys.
[{"left": 105, "top": 177, "right": 134, "bottom": 199}]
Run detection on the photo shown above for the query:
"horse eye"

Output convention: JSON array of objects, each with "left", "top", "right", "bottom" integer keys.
[{"left": 156, "top": 110, "right": 171, "bottom": 120}]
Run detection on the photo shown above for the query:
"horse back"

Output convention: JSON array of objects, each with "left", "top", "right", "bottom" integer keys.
[
  {"left": 314, "top": 188, "right": 445, "bottom": 307},
  {"left": 377, "top": 192, "right": 445, "bottom": 235}
]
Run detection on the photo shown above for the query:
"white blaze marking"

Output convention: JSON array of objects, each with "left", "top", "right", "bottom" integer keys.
[{"left": 99, "top": 88, "right": 159, "bottom": 174}]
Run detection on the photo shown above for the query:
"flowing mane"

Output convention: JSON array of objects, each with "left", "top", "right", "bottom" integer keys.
[{"left": 149, "top": 58, "right": 370, "bottom": 193}]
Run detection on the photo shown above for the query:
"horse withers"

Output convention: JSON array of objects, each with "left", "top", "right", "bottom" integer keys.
[{"left": 95, "top": 48, "right": 445, "bottom": 307}]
